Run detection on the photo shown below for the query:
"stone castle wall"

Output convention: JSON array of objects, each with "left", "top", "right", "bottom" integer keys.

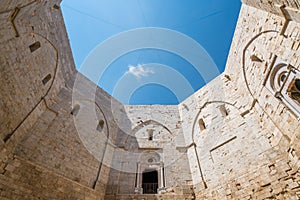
[
  {"left": 0, "top": 1, "right": 123, "bottom": 199},
  {"left": 0, "top": 1, "right": 300, "bottom": 200},
  {"left": 105, "top": 105, "right": 193, "bottom": 197},
  {"left": 178, "top": 4, "right": 300, "bottom": 199}
]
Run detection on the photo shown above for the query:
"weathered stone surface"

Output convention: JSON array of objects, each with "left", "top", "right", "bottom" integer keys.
[{"left": 0, "top": 1, "right": 300, "bottom": 200}]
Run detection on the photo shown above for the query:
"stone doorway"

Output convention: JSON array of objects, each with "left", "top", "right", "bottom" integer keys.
[
  {"left": 135, "top": 151, "right": 165, "bottom": 194},
  {"left": 142, "top": 170, "right": 158, "bottom": 194}
]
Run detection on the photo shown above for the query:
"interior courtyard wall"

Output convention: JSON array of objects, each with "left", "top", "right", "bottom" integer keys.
[
  {"left": 0, "top": 1, "right": 127, "bottom": 199},
  {"left": 105, "top": 105, "right": 193, "bottom": 197},
  {"left": 0, "top": 1, "right": 300, "bottom": 200},
  {"left": 178, "top": 4, "right": 300, "bottom": 199}
]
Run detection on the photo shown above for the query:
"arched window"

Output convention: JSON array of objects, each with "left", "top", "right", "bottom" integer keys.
[
  {"left": 198, "top": 118, "right": 206, "bottom": 131},
  {"left": 97, "top": 120, "right": 105, "bottom": 131},
  {"left": 219, "top": 104, "right": 229, "bottom": 117},
  {"left": 147, "top": 129, "right": 154, "bottom": 141}
]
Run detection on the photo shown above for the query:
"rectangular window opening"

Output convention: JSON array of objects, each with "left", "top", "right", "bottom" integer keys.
[
  {"left": 148, "top": 133, "right": 153, "bottom": 141},
  {"left": 219, "top": 104, "right": 229, "bottom": 117},
  {"left": 199, "top": 118, "right": 206, "bottom": 131},
  {"left": 42, "top": 74, "right": 51, "bottom": 85},
  {"left": 29, "top": 41, "right": 41, "bottom": 52}
]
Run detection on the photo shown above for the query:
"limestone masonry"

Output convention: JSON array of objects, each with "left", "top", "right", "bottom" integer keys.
[{"left": 1, "top": 0, "right": 300, "bottom": 199}]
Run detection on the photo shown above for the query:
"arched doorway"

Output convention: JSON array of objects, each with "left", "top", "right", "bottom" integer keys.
[
  {"left": 142, "top": 169, "right": 158, "bottom": 194},
  {"left": 134, "top": 151, "right": 166, "bottom": 194}
]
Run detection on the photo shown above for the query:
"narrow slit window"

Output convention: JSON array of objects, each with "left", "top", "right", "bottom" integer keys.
[
  {"left": 97, "top": 120, "right": 105, "bottom": 131},
  {"left": 198, "top": 118, "right": 206, "bottom": 131},
  {"left": 71, "top": 104, "right": 80, "bottom": 116},
  {"left": 148, "top": 132, "right": 153, "bottom": 141},
  {"left": 29, "top": 41, "right": 41, "bottom": 52},
  {"left": 147, "top": 129, "right": 154, "bottom": 141},
  {"left": 42, "top": 74, "right": 51, "bottom": 85},
  {"left": 219, "top": 104, "right": 229, "bottom": 117}
]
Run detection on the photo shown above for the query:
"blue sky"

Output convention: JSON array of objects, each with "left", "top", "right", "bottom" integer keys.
[{"left": 61, "top": 0, "right": 241, "bottom": 105}]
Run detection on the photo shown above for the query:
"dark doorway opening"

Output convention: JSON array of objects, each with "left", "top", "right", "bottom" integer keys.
[{"left": 142, "top": 170, "right": 158, "bottom": 194}]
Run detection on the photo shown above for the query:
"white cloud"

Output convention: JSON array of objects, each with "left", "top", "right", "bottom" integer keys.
[{"left": 125, "top": 64, "right": 154, "bottom": 78}]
